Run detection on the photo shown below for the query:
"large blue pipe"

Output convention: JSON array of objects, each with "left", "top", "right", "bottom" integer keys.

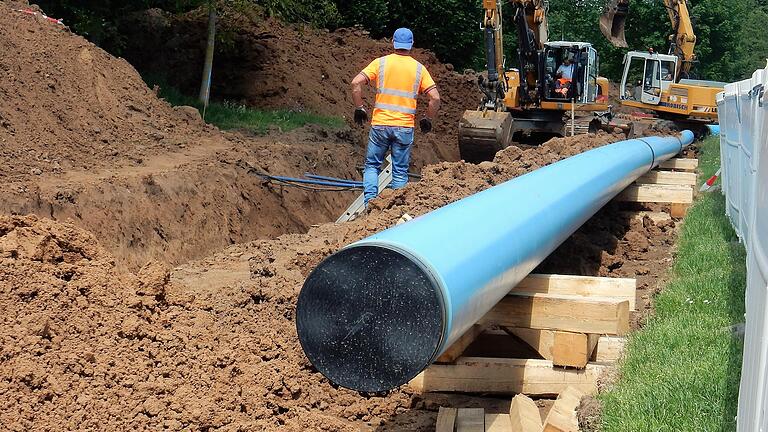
[{"left": 296, "top": 131, "right": 694, "bottom": 393}]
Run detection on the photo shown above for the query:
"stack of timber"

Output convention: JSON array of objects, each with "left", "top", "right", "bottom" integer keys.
[
  {"left": 617, "top": 157, "right": 699, "bottom": 217},
  {"left": 408, "top": 273, "right": 632, "bottom": 397},
  {"left": 434, "top": 387, "right": 589, "bottom": 432}
]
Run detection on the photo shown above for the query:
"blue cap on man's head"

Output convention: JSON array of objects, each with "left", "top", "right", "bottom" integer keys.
[{"left": 393, "top": 28, "right": 414, "bottom": 50}]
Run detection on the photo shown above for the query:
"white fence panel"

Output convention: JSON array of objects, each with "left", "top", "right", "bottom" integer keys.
[{"left": 722, "top": 66, "right": 768, "bottom": 432}]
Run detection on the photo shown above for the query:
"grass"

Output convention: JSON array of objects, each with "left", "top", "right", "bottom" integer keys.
[
  {"left": 145, "top": 76, "right": 344, "bottom": 135},
  {"left": 599, "top": 136, "right": 746, "bottom": 432}
]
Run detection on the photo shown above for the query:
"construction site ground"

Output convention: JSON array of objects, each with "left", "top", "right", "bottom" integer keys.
[{"left": 1, "top": 2, "right": 698, "bottom": 431}]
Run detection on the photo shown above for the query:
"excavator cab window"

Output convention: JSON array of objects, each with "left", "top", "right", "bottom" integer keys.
[
  {"left": 641, "top": 58, "right": 662, "bottom": 105},
  {"left": 543, "top": 46, "right": 588, "bottom": 102},
  {"left": 660, "top": 60, "right": 676, "bottom": 89}
]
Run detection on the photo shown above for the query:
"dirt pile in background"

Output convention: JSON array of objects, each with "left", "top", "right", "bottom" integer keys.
[
  {"left": 0, "top": 1, "right": 215, "bottom": 181},
  {"left": 120, "top": 6, "right": 478, "bottom": 162},
  {"left": 0, "top": 0, "right": 469, "bottom": 270}
]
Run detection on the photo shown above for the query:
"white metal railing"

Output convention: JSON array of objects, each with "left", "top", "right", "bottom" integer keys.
[{"left": 717, "top": 65, "right": 768, "bottom": 432}]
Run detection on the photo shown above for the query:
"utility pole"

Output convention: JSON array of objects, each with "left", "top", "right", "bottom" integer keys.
[{"left": 199, "top": 1, "right": 216, "bottom": 119}]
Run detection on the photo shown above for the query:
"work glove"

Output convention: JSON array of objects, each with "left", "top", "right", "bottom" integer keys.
[
  {"left": 419, "top": 117, "right": 433, "bottom": 134},
  {"left": 354, "top": 107, "right": 368, "bottom": 126}
]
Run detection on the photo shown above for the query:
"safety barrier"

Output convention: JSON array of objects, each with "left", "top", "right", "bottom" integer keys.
[{"left": 717, "top": 65, "right": 768, "bottom": 432}]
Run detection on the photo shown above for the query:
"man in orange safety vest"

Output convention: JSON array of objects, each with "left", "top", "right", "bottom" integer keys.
[{"left": 351, "top": 27, "right": 441, "bottom": 206}]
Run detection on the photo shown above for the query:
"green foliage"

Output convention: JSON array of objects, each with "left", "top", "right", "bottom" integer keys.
[
  {"left": 599, "top": 137, "right": 745, "bottom": 431},
  {"left": 258, "top": 0, "right": 341, "bottom": 28},
  {"left": 36, "top": 0, "right": 768, "bottom": 82},
  {"left": 146, "top": 76, "right": 344, "bottom": 134},
  {"left": 334, "top": 0, "right": 484, "bottom": 70}
]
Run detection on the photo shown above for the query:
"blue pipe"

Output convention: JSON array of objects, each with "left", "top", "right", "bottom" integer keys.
[
  {"left": 707, "top": 124, "right": 720, "bottom": 136},
  {"left": 296, "top": 131, "right": 694, "bottom": 392},
  {"left": 303, "top": 173, "right": 363, "bottom": 185}
]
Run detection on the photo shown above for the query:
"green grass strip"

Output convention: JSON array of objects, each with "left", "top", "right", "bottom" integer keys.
[
  {"left": 599, "top": 136, "right": 746, "bottom": 432},
  {"left": 145, "top": 75, "right": 344, "bottom": 135}
]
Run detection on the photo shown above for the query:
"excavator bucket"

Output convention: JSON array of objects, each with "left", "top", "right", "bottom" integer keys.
[
  {"left": 458, "top": 110, "right": 514, "bottom": 163},
  {"left": 600, "top": 0, "right": 629, "bottom": 48}
]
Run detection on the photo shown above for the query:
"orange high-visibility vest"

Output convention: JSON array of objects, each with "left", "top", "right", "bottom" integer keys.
[{"left": 361, "top": 54, "right": 435, "bottom": 128}]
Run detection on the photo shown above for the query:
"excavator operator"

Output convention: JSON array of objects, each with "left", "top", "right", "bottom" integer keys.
[
  {"left": 350, "top": 28, "right": 441, "bottom": 207},
  {"left": 554, "top": 56, "right": 574, "bottom": 98}
]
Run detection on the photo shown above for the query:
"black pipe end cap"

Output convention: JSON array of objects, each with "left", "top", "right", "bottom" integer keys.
[{"left": 296, "top": 245, "right": 444, "bottom": 393}]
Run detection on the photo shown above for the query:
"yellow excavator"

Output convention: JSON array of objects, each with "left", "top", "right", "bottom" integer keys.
[
  {"left": 600, "top": 0, "right": 724, "bottom": 133},
  {"left": 459, "top": 0, "right": 615, "bottom": 163}
]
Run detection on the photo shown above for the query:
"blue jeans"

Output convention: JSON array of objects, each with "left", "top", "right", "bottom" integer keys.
[{"left": 363, "top": 126, "right": 414, "bottom": 205}]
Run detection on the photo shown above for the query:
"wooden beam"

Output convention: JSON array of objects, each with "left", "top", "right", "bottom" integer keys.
[
  {"left": 617, "top": 184, "right": 694, "bottom": 204},
  {"left": 509, "top": 394, "right": 543, "bottom": 432},
  {"left": 436, "top": 407, "right": 457, "bottom": 432},
  {"left": 636, "top": 170, "right": 698, "bottom": 186},
  {"left": 436, "top": 324, "right": 486, "bottom": 364},
  {"left": 512, "top": 274, "right": 636, "bottom": 310},
  {"left": 542, "top": 387, "right": 585, "bottom": 432},
  {"left": 506, "top": 328, "right": 600, "bottom": 369},
  {"left": 456, "top": 408, "right": 485, "bottom": 432},
  {"left": 481, "top": 293, "right": 630, "bottom": 336},
  {"left": 408, "top": 357, "right": 606, "bottom": 396},
  {"left": 592, "top": 336, "right": 627, "bottom": 363},
  {"left": 485, "top": 414, "right": 512, "bottom": 432},
  {"left": 621, "top": 211, "right": 672, "bottom": 225},
  {"left": 658, "top": 158, "right": 698, "bottom": 171}
]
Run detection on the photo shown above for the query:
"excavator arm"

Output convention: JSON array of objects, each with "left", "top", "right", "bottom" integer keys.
[
  {"left": 600, "top": 0, "right": 697, "bottom": 78},
  {"left": 477, "top": 0, "right": 549, "bottom": 110}
]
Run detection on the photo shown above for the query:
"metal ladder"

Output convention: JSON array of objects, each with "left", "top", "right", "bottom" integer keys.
[{"left": 336, "top": 155, "right": 393, "bottom": 223}]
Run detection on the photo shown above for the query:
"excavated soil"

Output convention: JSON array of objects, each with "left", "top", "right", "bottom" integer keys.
[
  {"left": 1, "top": 130, "right": 685, "bottom": 431},
  {"left": 1, "top": 2, "right": 692, "bottom": 430},
  {"left": 119, "top": 6, "right": 475, "bottom": 163},
  {"left": 0, "top": 1, "right": 473, "bottom": 270}
]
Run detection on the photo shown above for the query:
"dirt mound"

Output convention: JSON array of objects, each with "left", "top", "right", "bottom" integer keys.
[
  {"left": 0, "top": 1, "right": 216, "bottom": 181},
  {"left": 0, "top": 214, "right": 410, "bottom": 431},
  {"left": 120, "top": 7, "right": 477, "bottom": 162}
]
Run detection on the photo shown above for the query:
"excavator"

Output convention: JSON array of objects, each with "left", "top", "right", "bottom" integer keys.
[
  {"left": 600, "top": 0, "right": 724, "bottom": 134},
  {"left": 459, "top": 0, "right": 616, "bottom": 163}
]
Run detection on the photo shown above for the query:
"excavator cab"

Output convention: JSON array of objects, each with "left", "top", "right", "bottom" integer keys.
[
  {"left": 620, "top": 52, "right": 678, "bottom": 106},
  {"left": 600, "top": 0, "right": 629, "bottom": 47},
  {"left": 541, "top": 43, "right": 600, "bottom": 104}
]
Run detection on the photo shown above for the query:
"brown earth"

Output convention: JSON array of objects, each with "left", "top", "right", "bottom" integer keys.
[
  {"left": 0, "top": 1, "right": 692, "bottom": 430},
  {"left": 0, "top": 1, "right": 474, "bottom": 270},
  {"left": 0, "top": 129, "right": 685, "bottom": 431},
  {"left": 118, "top": 6, "right": 474, "bottom": 163}
]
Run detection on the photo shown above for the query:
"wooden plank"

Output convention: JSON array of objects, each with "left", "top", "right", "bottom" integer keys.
[
  {"left": 437, "top": 407, "right": 458, "bottom": 432},
  {"left": 542, "top": 387, "right": 585, "bottom": 432},
  {"left": 481, "top": 293, "right": 630, "bottom": 336},
  {"left": 437, "top": 324, "right": 486, "bottom": 363},
  {"left": 506, "top": 328, "right": 595, "bottom": 369},
  {"left": 485, "top": 414, "right": 512, "bottom": 432},
  {"left": 617, "top": 184, "right": 693, "bottom": 204},
  {"left": 408, "top": 358, "right": 606, "bottom": 396},
  {"left": 636, "top": 170, "right": 698, "bottom": 186},
  {"left": 512, "top": 274, "right": 636, "bottom": 310},
  {"left": 592, "top": 336, "right": 627, "bottom": 363},
  {"left": 621, "top": 211, "right": 672, "bottom": 225},
  {"left": 509, "top": 394, "right": 543, "bottom": 432},
  {"left": 658, "top": 158, "right": 698, "bottom": 171},
  {"left": 456, "top": 408, "right": 485, "bottom": 432}
]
